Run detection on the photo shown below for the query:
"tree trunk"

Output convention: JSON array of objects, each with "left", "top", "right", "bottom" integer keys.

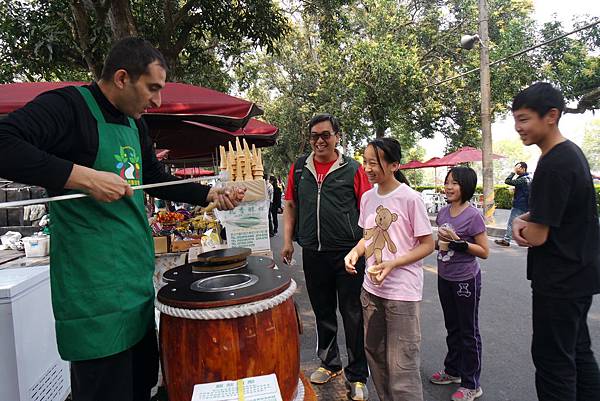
[
  {"left": 108, "top": 0, "right": 138, "bottom": 39},
  {"left": 69, "top": 0, "right": 104, "bottom": 79}
]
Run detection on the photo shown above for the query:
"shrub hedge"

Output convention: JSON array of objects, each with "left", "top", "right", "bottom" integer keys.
[{"left": 415, "top": 184, "right": 600, "bottom": 212}]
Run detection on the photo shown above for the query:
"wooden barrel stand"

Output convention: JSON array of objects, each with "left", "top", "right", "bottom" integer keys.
[{"left": 156, "top": 251, "right": 302, "bottom": 401}]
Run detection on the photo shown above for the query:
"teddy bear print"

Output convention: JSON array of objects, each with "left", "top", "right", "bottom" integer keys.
[{"left": 364, "top": 205, "right": 398, "bottom": 264}]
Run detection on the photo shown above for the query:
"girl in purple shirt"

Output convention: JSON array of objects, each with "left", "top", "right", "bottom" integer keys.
[{"left": 430, "top": 166, "right": 489, "bottom": 401}]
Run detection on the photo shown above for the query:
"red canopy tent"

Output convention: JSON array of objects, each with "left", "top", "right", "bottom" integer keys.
[
  {"left": 173, "top": 167, "right": 215, "bottom": 177},
  {"left": 150, "top": 118, "right": 278, "bottom": 160},
  {"left": 0, "top": 82, "right": 262, "bottom": 130},
  {"left": 0, "top": 82, "right": 278, "bottom": 163}
]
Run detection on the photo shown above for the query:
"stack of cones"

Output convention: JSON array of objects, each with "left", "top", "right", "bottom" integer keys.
[{"left": 218, "top": 138, "right": 264, "bottom": 182}]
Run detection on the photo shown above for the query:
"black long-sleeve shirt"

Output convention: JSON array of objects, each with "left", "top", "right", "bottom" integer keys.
[{"left": 0, "top": 82, "right": 210, "bottom": 204}]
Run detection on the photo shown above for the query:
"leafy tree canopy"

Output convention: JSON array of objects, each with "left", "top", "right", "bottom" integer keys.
[{"left": 0, "top": 0, "right": 289, "bottom": 91}]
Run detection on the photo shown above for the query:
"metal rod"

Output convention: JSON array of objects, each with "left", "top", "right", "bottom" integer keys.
[{"left": 0, "top": 176, "right": 218, "bottom": 209}]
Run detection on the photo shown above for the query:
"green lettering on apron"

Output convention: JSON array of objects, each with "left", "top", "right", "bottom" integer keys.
[{"left": 49, "top": 86, "right": 155, "bottom": 361}]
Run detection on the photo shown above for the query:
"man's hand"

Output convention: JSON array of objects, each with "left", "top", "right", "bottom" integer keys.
[
  {"left": 66, "top": 165, "right": 133, "bottom": 202},
  {"left": 344, "top": 248, "right": 360, "bottom": 274},
  {"left": 281, "top": 242, "right": 294, "bottom": 265},
  {"left": 512, "top": 217, "right": 531, "bottom": 247},
  {"left": 88, "top": 171, "right": 133, "bottom": 201},
  {"left": 207, "top": 185, "right": 246, "bottom": 210}
]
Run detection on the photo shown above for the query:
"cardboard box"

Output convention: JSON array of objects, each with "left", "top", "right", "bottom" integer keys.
[
  {"left": 170, "top": 238, "right": 202, "bottom": 252},
  {"left": 153, "top": 236, "right": 169, "bottom": 254}
]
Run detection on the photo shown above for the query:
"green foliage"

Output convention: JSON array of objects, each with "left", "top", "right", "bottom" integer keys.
[
  {"left": 0, "top": 0, "right": 94, "bottom": 81},
  {"left": 493, "top": 185, "right": 513, "bottom": 209},
  {"left": 413, "top": 184, "right": 513, "bottom": 209},
  {"left": 0, "top": 0, "right": 289, "bottom": 89},
  {"left": 581, "top": 119, "right": 600, "bottom": 171},
  {"left": 403, "top": 146, "right": 426, "bottom": 186},
  {"left": 240, "top": 0, "right": 558, "bottom": 173},
  {"left": 540, "top": 20, "right": 600, "bottom": 111},
  {"left": 492, "top": 137, "right": 539, "bottom": 183}
]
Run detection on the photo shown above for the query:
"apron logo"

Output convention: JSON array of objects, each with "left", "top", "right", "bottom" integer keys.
[{"left": 114, "top": 146, "right": 141, "bottom": 186}]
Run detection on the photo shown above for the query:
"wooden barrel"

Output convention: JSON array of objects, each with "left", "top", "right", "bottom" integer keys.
[{"left": 156, "top": 256, "right": 300, "bottom": 401}]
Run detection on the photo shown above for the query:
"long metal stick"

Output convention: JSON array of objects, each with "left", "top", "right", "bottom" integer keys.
[{"left": 0, "top": 176, "right": 218, "bottom": 209}]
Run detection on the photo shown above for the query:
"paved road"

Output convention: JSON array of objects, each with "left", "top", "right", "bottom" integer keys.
[{"left": 269, "top": 215, "right": 600, "bottom": 401}]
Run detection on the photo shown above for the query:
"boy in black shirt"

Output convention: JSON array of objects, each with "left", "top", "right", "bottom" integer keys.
[{"left": 511, "top": 82, "right": 600, "bottom": 400}]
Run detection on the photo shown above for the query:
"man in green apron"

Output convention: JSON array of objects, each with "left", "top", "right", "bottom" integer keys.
[{"left": 0, "top": 37, "right": 244, "bottom": 401}]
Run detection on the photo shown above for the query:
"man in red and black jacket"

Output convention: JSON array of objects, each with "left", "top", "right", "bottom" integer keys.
[{"left": 281, "top": 114, "right": 371, "bottom": 400}]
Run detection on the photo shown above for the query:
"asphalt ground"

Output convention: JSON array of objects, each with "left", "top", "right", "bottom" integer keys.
[{"left": 269, "top": 215, "right": 600, "bottom": 401}]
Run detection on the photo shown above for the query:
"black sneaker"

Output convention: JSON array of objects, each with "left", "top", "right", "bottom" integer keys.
[{"left": 494, "top": 239, "right": 510, "bottom": 247}]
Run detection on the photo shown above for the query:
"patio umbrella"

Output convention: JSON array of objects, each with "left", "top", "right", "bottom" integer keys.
[
  {"left": 420, "top": 157, "right": 446, "bottom": 190},
  {"left": 399, "top": 160, "right": 428, "bottom": 170},
  {"left": 428, "top": 146, "right": 505, "bottom": 167}
]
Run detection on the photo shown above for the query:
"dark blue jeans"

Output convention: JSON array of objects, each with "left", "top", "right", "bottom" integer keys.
[
  {"left": 532, "top": 293, "right": 600, "bottom": 401},
  {"left": 503, "top": 207, "right": 526, "bottom": 241},
  {"left": 438, "top": 272, "right": 482, "bottom": 390}
]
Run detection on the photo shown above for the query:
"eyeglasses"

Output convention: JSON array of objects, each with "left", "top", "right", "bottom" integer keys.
[{"left": 309, "top": 131, "right": 335, "bottom": 142}]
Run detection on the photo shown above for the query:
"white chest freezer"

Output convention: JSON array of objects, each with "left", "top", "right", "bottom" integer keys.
[{"left": 0, "top": 265, "right": 70, "bottom": 401}]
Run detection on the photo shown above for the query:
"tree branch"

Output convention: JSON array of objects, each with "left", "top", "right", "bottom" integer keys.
[
  {"left": 564, "top": 87, "right": 600, "bottom": 114},
  {"left": 173, "top": 0, "right": 202, "bottom": 27}
]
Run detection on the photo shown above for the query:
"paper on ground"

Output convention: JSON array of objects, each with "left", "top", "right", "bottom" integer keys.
[{"left": 190, "top": 373, "right": 283, "bottom": 401}]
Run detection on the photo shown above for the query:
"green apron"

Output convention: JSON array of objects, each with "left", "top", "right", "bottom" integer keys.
[{"left": 49, "top": 86, "right": 155, "bottom": 361}]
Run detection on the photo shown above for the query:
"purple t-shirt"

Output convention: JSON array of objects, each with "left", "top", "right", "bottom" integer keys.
[{"left": 436, "top": 205, "right": 486, "bottom": 281}]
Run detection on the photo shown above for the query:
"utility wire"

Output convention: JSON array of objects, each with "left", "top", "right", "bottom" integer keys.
[{"left": 427, "top": 19, "right": 600, "bottom": 88}]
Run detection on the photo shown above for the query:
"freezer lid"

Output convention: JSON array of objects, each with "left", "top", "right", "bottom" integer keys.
[{"left": 0, "top": 265, "right": 50, "bottom": 299}]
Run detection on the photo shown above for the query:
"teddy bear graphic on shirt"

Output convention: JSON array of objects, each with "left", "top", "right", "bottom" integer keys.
[{"left": 364, "top": 205, "right": 398, "bottom": 264}]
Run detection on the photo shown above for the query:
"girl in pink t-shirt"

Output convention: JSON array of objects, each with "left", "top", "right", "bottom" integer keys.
[{"left": 344, "top": 137, "right": 434, "bottom": 401}]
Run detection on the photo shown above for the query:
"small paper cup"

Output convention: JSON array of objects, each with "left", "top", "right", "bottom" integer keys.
[{"left": 367, "top": 266, "right": 380, "bottom": 281}]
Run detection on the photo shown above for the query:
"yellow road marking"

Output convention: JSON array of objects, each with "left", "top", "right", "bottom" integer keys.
[{"left": 423, "top": 264, "right": 438, "bottom": 275}]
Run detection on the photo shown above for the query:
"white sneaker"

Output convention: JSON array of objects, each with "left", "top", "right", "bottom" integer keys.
[{"left": 451, "top": 386, "right": 483, "bottom": 401}]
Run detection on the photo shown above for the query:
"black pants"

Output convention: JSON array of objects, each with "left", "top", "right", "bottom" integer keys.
[
  {"left": 70, "top": 325, "right": 159, "bottom": 401},
  {"left": 302, "top": 247, "right": 369, "bottom": 383},
  {"left": 270, "top": 205, "right": 279, "bottom": 234},
  {"left": 532, "top": 293, "right": 600, "bottom": 401},
  {"left": 438, "top": 273, "right": 482, "bottom": 390}
]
